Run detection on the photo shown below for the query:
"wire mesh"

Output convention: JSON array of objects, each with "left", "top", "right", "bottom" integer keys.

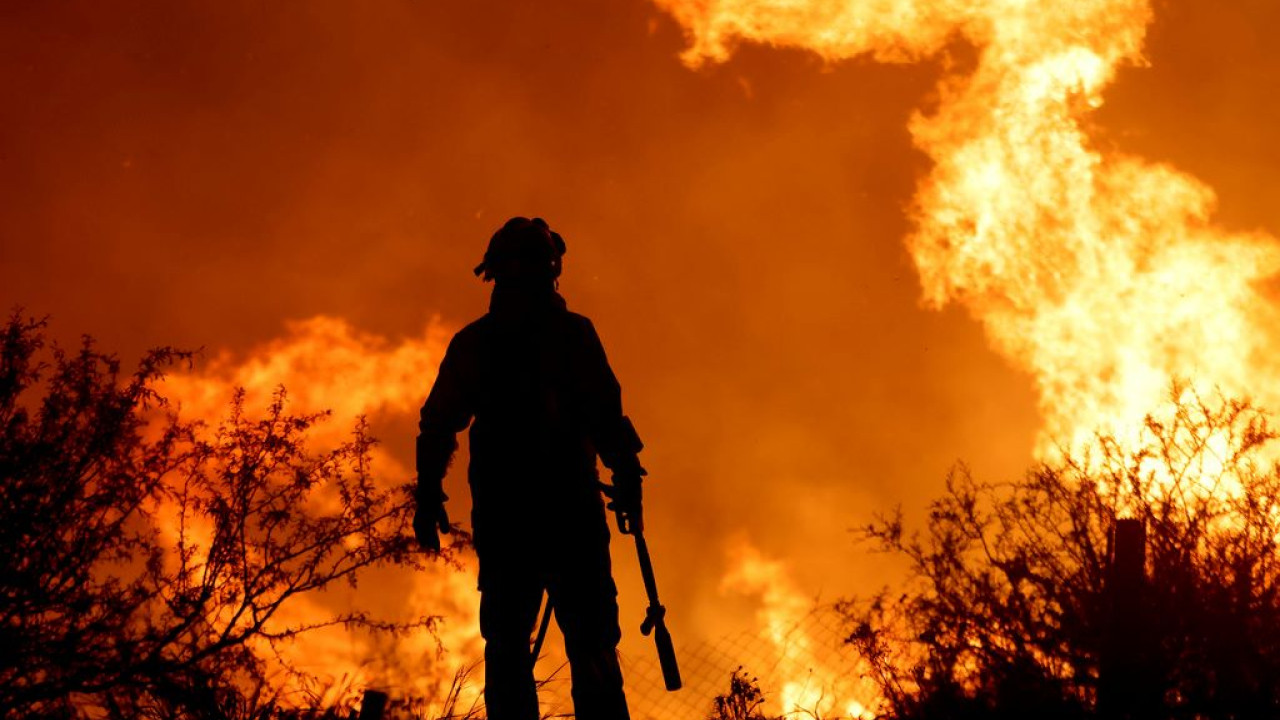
[{"left": 533, "top": 603, "right": 873, "bottom": 720}]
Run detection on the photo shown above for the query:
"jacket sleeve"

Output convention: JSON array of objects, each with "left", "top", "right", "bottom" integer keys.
[
  {"left": 416, "top": 333, "right": 475, "bottom": 502},
  {"left": 580, "top": 319, "right": 645, "bottom": 478}
]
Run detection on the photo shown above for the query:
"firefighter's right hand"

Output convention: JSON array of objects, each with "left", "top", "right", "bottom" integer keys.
[
  {"left": 414, "top": 494, "right": 451, "bottom": 553},
  {"left": 601, "top": 475, "right": 643, "bottom": 534}
]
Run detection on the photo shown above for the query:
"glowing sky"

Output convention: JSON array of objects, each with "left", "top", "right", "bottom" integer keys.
[{"left": 3, "top": 0, "right": 1279, "bottom": 710}]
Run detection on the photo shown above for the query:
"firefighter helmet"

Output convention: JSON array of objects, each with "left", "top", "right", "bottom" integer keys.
[{"left": 473, "top": 216, "right": 566, "bottom": 283}]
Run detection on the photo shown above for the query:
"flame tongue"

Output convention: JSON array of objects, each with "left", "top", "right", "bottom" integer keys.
[
  {"left": 158, "top": 316, "right": 483, "bottom": 711},
  {"left": 662, "top": 2, "right": 1280, "bottom": 713},
  {"left": 656, "top": 0, "right": 1280, "bottom": 451}
]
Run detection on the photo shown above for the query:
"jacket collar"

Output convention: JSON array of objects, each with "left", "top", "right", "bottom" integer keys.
[{"left": 489, "top": 284, "right": 567, "bottom": 317}]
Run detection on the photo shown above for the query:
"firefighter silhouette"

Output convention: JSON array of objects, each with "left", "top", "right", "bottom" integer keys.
[{"left": 415, "top": 217, "right": 644, "bottom": 720}]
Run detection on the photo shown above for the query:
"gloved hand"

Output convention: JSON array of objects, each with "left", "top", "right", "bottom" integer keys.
[
  {"left": 601, "top": 474, "right": 643, "bottom": 534},
  {"left": 414, "top": 492, "right": 452, "bottom": 552}
]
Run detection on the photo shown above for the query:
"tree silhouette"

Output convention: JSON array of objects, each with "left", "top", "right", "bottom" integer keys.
[
  {"left": 0, "top": 314, "right": 441, "bottom": 718},
  {"left": 843, "top": 387, "right": 1280, "bottom": 719}
]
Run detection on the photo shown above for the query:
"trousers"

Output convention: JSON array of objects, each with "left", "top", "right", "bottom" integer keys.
[{"left": 477, "top": 511, "right": 631, "bottom": 720}]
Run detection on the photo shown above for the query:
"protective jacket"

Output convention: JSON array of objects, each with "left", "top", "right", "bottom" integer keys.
[
  {"left": 416, "top": 285, "right": 643, "bottom": 572},
  {"left": 416, "top": 285, "right": 640, "bottom": 720}
]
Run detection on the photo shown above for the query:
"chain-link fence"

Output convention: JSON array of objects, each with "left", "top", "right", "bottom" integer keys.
[{"left": 533, "top": 604, "right": 875, "bottom": 720}]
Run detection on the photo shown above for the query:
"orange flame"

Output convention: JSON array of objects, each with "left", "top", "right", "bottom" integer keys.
[
  {"left": 656, "top": 0, "right": 1280, "bottom": 712},
  {"left": 654, "top": 0, "right": 1280, "bottom": 455},
  {"left": 162, "top": 315, "right": 452, "bottom": 450},
  {"left": 722, "top": 539, "right": 875, "bottom": 718},
  {"left": 158, "top": 316, "right": 484, "bottom": 711}
]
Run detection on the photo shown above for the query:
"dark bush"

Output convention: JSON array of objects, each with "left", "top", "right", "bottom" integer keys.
[
  {"left": 843, "top": 388, "right": 1280, "bottom": 719},
  {"left": 0, "top": 315, "right": 437, "bottom": 718}
]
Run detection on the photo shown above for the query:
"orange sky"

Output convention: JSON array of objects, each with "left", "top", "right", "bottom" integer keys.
[{"left": 3, "top": 0, "right": 1279, "bottom": 711}]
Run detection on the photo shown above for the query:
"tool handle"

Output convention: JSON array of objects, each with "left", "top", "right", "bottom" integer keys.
[
  {"left": 634, "top": 532, "right": 661, "bottom": 603},
  {"left": 654, "top": 617, "right": 683, "bottom": 691},
  {"left": 633, "top": 530, "right": 681, "bottom": 691},
  {"left": 641, "top": 603, "right": 663, "bottom": 636}
]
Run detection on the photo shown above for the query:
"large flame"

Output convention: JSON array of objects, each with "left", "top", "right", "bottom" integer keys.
[
  {"left": 654, "top": 0, "right": 1280, "bottom": 455},
  {"left": 655, "top": 0, "right": 1280, "bottom": 715},
  {"left": 158, "top": 316, "right": 484, "bottom": 712},
  {"left": 163, "top": 315, "right": 453, "bottom": 454},
  {"left": 722, "top": 539, "right": 874, "bottom": 718}
]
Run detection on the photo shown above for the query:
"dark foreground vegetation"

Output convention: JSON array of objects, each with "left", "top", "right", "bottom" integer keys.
[
  {"left": 709, "top": 387, "right": 1280, "bottom": 720},
  {"left": 0, "top": 315, "right": 441, "bottom": 718},
  {"left": 7, "top": 313, "right": 1280, "bottom": 720}
]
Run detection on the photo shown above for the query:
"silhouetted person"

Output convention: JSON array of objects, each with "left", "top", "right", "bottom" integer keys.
[{"left": 415, "top": 217, "right": 645, "bottom": 720}]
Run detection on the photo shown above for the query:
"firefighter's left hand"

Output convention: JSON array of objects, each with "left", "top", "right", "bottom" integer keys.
[{"left": 414, "top": 494, "right": 451, "bottom": 553}]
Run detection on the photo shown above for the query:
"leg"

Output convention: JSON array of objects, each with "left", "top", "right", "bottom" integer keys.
[
  {"left": 479, "top": 566, "right": 544, "bottom": 720},
  {"left": 550, "top": 535, "right": 630, "bottom": 720}
]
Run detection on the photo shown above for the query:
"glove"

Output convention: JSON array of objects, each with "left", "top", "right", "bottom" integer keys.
[
  {"left": 414, "top": 491, "right": 452, "bottom": 553},
  {"left": 601, "top": 474, "right": 643, "bottom": 534}
]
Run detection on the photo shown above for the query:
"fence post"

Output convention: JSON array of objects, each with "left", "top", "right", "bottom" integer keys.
[
  {"left": 1100, "top": 518, "right": 1149, "bottom": 720},
  {"left": 357, "top": 689, "right": 389, "bottom": 720}
]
